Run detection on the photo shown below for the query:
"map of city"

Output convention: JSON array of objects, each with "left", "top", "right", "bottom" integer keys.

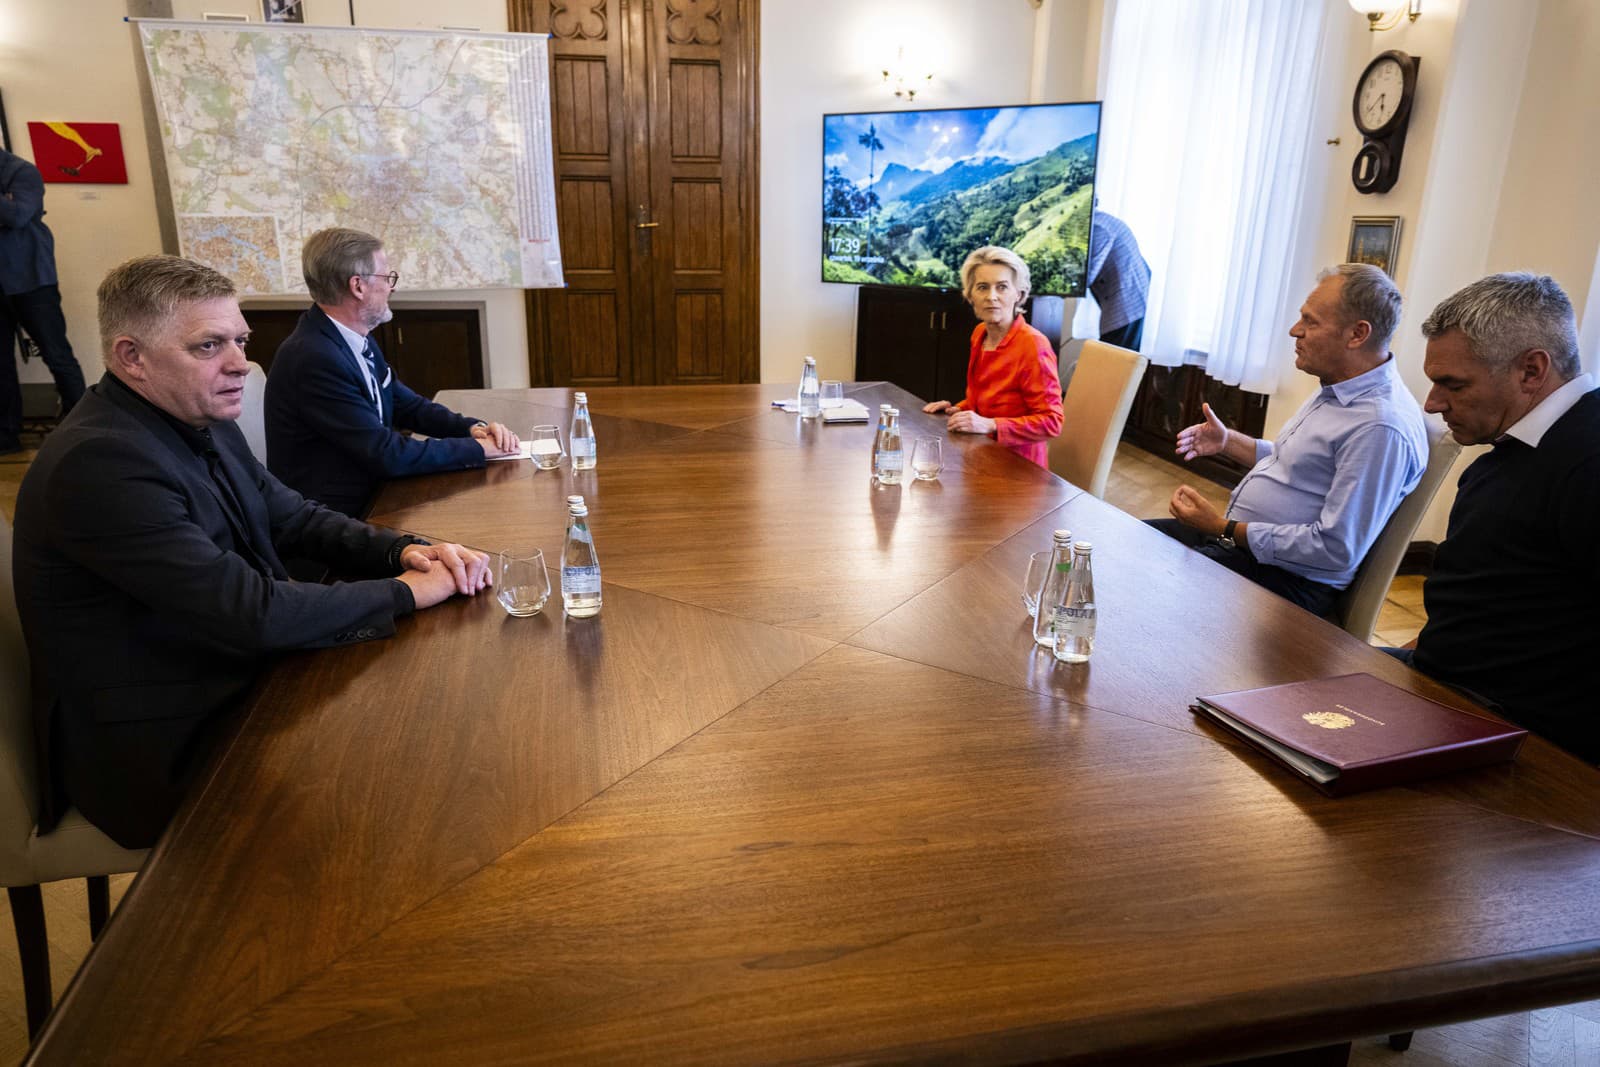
[{"left": 139, "top": 22, "right": 564, "bottom": 294}]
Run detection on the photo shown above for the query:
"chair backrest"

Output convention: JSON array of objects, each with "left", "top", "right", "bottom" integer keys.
[
  {"left": 238, "top": 361, "right": 269, "bottom": 465},
  {"left": 1335, "top": 419, "right": 1462, "bottom": 642},
  {"left": 0, "top": 513, "right": 42, "bottom": 881},
  {"left": 1047, "top": 339, "right": 1149, "bottom": 498}
]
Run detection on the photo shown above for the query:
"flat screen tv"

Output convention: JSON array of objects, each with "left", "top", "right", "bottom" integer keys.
[{"left": 822, "top": 101, "right": 1101, "bottom": 297}]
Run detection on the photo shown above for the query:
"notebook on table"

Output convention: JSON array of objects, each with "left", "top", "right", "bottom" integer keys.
[{"left": 1192, "top": 672, "right": 1527, "bottom": 796}]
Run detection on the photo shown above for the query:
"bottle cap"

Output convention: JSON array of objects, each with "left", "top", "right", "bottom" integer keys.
[
  {"left": 1074, "top": 541, "right": 1093, "bottom": 553},
  {"left": 1053, "top": 529, "right": 1073, "bottom": 545},
  {"left": 566, "top": 495, "right": 585, "bottom": 506},
  {"left": 574, "top": 391, "right": 588, "bottom": 403},
  {"left": 569, "top": 503, "right": 588, "bottom": 517},
  {"left": 803, "top": 356, "right": 816, "bottom": 365},
  {"left": 888, "top": 407, "right": 899, "bottom": 416},
  {"left": 880, "top": 403, "right": 892, "bottom": 412}
]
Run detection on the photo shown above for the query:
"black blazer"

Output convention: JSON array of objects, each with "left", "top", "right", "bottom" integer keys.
[
  {"left": 12, "top": 375, "right": 417, "bottom": 848},
  {"left": 264, "top": 305, "right": 485, "bottom": 517}
]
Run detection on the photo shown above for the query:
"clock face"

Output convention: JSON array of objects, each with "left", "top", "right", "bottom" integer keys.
[{"left": 1358, "top": 57, "right": 1406, "bottom": 132}]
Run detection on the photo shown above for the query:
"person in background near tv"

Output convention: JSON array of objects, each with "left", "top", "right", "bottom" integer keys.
[
  {"left": 922, "top": 246, "right": 1063, "bottom": 468},
  {"left": 1088, "top": 210, "right": 1151, "bottom": 352},
  {"left": 0, "top": 146, "right": 87, "bottom": 455},
  {"left": 1387, "top": 273, "right": 1599, "bottom": 764}
]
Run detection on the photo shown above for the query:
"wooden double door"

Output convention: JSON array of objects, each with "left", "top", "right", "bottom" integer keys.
[{"left": 512, "top": 0, "right": 759, "bottom": 387}]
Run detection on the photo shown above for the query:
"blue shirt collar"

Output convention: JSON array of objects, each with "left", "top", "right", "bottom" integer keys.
[{"left": 1324, "top": 353, "right": 1396, "bottom": 406}]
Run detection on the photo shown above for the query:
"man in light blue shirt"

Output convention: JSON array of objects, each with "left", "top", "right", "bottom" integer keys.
[{"left": 1147, "top": 263, "right": 1428, "bottom": 615}]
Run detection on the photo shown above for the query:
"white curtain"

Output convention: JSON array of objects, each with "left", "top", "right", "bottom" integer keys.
[{"left": 1095, "top": 0, "right": 1329, "bottom": 394}]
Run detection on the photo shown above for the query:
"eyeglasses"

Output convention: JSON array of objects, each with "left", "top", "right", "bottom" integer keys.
[{"left": 358, "top": 271, "right": 400, "bottom": 289}]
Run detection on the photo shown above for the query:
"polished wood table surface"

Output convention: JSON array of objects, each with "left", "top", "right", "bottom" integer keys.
[{"left": 29, "top": 384, "right": 1600, "bottom": 1065}]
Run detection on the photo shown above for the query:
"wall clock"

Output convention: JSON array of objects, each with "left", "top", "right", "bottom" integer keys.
[{"left": 1352, "top": 50, "right": 1419, "bottom": 194}]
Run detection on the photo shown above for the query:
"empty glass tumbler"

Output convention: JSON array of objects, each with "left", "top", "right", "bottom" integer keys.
[
  {"left": 497, "top": 549, "right": 551, "bottom": 616},
  {"left": 911, "top": 436, "right": 943, "bottom": 480},
  {"left": 529, "top": 425, "right": 564, "bottom": 470}
]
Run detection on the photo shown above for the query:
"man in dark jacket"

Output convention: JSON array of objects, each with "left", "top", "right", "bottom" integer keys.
[
  {"left": 13, "top": 254, "right": 493, "bottom": 848},
  {"left": 0, "top": 147, "right": 86, "bottom": 453},
  {"left": 264, "top": 227, "right": 518, "bottom": 517}
]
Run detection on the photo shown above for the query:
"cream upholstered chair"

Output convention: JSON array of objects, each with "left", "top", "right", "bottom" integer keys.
[
  {"left": 1333, "top": 419, "right": 1462, "bottom": 642},
  {"left": 237, "top": 360, "right": 269, "bottom": 465},
  {"left": 1046, "top": 339, "right": 1149, "bottom": 498},
  {"left": 0, "top": 514, "right": 149, "bottom": 1037}
]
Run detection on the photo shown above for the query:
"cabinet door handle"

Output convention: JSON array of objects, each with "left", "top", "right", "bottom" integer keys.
[
  {"left": 397, "top": 327, "right": 404, "bottom": 345},
  {"left": 941, "top": 312, "right": 947, "bottom": 329},
  {"left": 929, "top": 312, "right": 936, "bottom": 330}
]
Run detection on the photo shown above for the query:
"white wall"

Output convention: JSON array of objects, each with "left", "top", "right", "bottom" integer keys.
[{"left": 759, "top": 0, "right": 1100, "bottom": 384}]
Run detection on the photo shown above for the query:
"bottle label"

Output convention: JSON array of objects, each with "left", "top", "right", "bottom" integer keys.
[
  {"left": 571, "top": 438, "right": 596, "bottom": 458},
  {"left": 562, "top": 565, "right": 601, "bottom": 594},
  {"left": 1054, "top": 605, "right": 1095, "bottom": 626},
  {"left": 877, "top": 450, "right": 903, "bottom": 473}
]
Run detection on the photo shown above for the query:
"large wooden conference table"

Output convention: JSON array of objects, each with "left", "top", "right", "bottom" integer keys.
[{"left": 30, "top": 383, "right": 1600, "bottom": 1065}]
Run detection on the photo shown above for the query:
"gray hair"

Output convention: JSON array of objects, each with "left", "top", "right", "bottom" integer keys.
[
  {"left": 97, "top": 255, "right": 236, "bottom": 354},
  {"left": 303, "top": 227, "right": 383, "bottom": 305},
  {"left": 1317, "top": 263, "right": 1402, "bottom": 351},
  {"left": 1421, "top": 272, "right": 1580, "bottom": 379},
  {"left": 960, "top": 246, "right": 1031, "bottom": 306}
]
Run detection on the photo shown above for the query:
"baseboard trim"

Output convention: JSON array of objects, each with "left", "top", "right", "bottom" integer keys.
[{"left": 1398, "top": 541, "right": 1438, "bottom": 576}]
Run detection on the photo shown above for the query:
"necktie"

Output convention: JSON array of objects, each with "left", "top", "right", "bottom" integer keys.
[{"left": 360, "top": 338, "right": 382, "bottom": 408}]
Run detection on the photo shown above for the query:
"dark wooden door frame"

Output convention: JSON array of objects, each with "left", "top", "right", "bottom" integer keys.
[{"left": 512, "top": 0, "right": 760, "bottom": 387}]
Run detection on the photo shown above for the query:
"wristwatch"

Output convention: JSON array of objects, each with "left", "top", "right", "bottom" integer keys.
[{"left": 1216, "top": 519, "right": 1239, "bottom": 550}]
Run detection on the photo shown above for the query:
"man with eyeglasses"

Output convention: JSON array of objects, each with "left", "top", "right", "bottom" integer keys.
[{"left": 264, "top": 226, "right": 519, "bottom": 519}]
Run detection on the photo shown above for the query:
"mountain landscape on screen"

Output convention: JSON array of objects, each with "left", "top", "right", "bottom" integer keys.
[{"left": 823, "top": 103, "right": 1100, "bottom": 296}]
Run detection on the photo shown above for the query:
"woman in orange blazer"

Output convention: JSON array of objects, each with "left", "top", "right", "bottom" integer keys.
[{"left": 923, "top": 246, "right": 1063, "bottom": 468}]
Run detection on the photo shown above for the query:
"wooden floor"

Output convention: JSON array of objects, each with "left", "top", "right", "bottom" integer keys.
[{"left": 1, "top": 430, "right": 1592, "bottom": 1065}]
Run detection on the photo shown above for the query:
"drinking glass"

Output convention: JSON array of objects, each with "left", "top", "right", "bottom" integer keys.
[
  {"left": 911, "top": 436, "right": 943, "bottom": 480},
  {"left": 497, "top": 549, "right": 551, "bottom": 616},
  {"left": 1021, "top": 550, "right": 1051, "bottom": 618},
  {"left": 820, "top": 380, "right": 845, "bottom": 409},
  {"left": 529, "top": 425, "right": 564, "bottom": 470}
]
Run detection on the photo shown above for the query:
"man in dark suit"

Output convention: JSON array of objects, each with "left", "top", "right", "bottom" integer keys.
[
  {"left": 12, "top": 255, "right": 494, "bottom": 849},
  {"left": 265, "top": 227, "right": 519, "bottom": 517},
  {"left": 1, "top": 146, "right": 87, "bottom": 453}
]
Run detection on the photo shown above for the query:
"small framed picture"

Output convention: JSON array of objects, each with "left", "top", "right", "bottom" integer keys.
[
  {"left": 1347, "top": 216, "right": 1403, "bottom": 277},
  {"left": 263, "top": 0, "right": 305, "bottom": 22}
]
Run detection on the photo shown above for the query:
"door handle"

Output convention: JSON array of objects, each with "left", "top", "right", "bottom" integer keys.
[{"left": 635, "top": 204, "right": 659, "bottom": 229}]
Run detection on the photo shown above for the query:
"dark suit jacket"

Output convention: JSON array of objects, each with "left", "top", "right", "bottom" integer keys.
[
  {"left": 264, "top": 305, "right": 485, "bottom": 517},
  {"left": 0, "top": 149, "right": 58, "bottom": 296},
  {"left": 12, "top": 374, "right": 418, "bottom": 848}
]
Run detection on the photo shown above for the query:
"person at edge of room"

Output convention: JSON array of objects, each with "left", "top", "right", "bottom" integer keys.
[
  {"left": 264, "top": 226, "right": 519, "bottom": 519},
  {"left": 1088, "top": 209, "right": 1151, "bottom": 352},
  {"left": 922, "top": 245, "right": 1064, "bottom": 468},
  {"left": 1146, "top": 263, "right": 1428, "bottom": 617},
  {"left": 11, "top": 254, "right": 494, "bottom": 850},
  {"left": 0, "top": 145, "right": 87, "bottom": 454},
  {"left": 1385, "top": 272, "right": 1599, "bottom": 764}
]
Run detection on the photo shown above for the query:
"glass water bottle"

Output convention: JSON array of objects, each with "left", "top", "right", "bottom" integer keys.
[
  {"left": 798, "top": 356, "right": 821, "bottom": 420},
  {"left": 560, "top": 496, "right": 602, "bottom": 617},
  {"left": 1052, "top": 541, "right": 1096, "bottom": 663},
  {"left": 1032, "top": 529, "right": 1075, "bottom": 649},
  {"left": 870, "top": 403, "right": 891, "bottom": 478},
  {"left": 875, "top": 407, "right": 904, "bottom": 485},
  {"left": 569, "top": 391, "right": 596, "bottom": 470}
]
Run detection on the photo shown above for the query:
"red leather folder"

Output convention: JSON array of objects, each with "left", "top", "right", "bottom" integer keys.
[{"left": 1193, "top": 672, "right": 1527, "bottom": 796}]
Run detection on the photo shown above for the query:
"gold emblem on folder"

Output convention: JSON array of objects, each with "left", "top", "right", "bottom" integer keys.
[{"left": 1303, "top": 711, "right": 1356, "bottom": 730}]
